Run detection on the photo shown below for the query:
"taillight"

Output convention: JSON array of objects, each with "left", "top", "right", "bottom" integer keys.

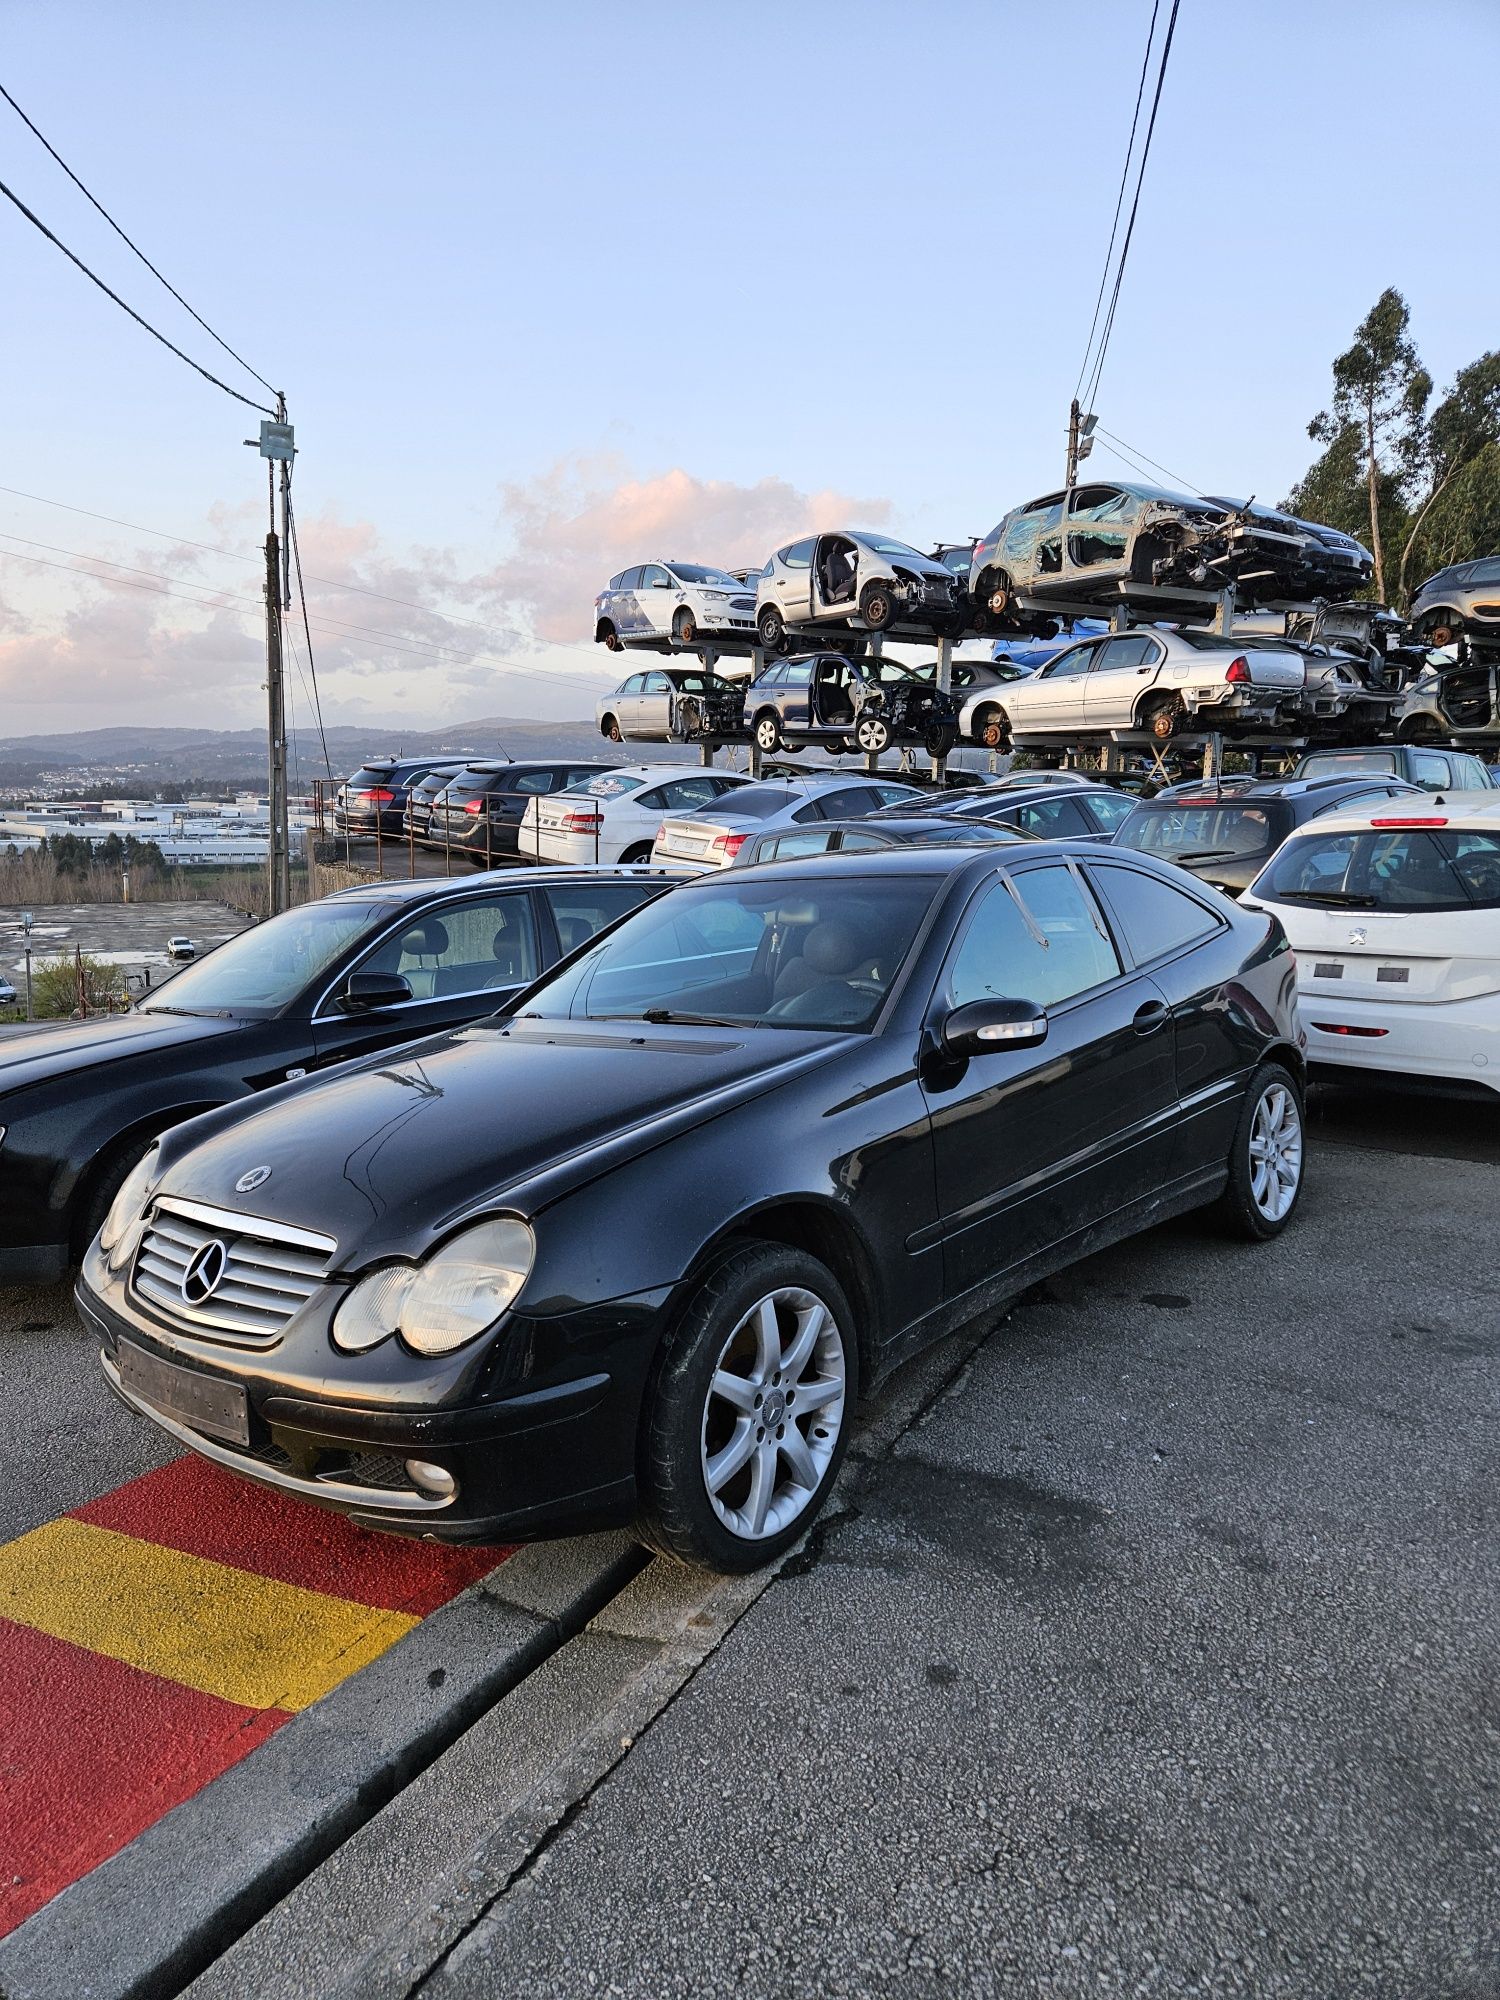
[
  {"left": 1371, "top": 816, "right": 1448, "bottom": 826},
  {"left": 560, "top": 811, "right": 605, "bottom": 832},
  {"left": 462, "top": 799, "right": 484, "bottom": 815},
  {"left": 1311, "top": 1022, "right": 1389, "bottom": 1037},
  {"left": 358, "top": 787, "right": 396, "bottom": 803},
  {"left": 711, "top": 831, "right": 748, "bottom": 859},
  {"left": 1225, "top": 656, "right": 1251, "bottom": 684}
]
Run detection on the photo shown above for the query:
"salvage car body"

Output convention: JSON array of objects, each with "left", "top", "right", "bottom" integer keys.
[
  {"left": 744, "top": 653, "right": 959, "bottom": 756},
  {"left": 596, "top": 668, "right": 745, "bottom": 744},
  {"left": 1208, "top": 500, "right": 1374, "bottom": 597},
  {"left": 970, "top": 482, "right": 1328, "bottom": 616},
  {"left": 965, "top": 627, "right": 1307, "bottom": 746},
  {"left": 594, "top": 562, "right": 759, "bottom": 652},
  {"left": 79, "top": 845, "right": 1304, "bottom": 1549},
  {"left": 1395, "top": 649, "right": 1500, "bottom": 742},
  {"left": 1406, "top": 556, "right": 1500, "bottom": 648},
  {"left": 756, "top": 531, "right": 961, "bottom": 648}
]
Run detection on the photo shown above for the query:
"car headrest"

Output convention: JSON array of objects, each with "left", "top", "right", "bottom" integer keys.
[
  {"left": 802, "top": 920, "right": 863, "bottom": 976},
  {"left": 401, "top": 918, "right": 449, "bottom": 957}
]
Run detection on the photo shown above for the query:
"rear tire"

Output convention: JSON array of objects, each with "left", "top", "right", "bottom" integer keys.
[
  {"left": 601, "top": 714, "right": 623, "bottom": 742},
  {"left": 620, "top": 842, "right": 654, "bottom": 864},
  {"left": 1142, "top": 696, "right": 1181, "bottom": 743},
  {"left": 753, "top": 711, "right": 783, "bottom": 753},
  {"left": 1211, "top": 1063, "right": 1305, "bottom": 1242},
  {"left": 637, "top": 1242, "right": 858, "bottom": 1572},
  {"left": 757, "top": 606, "right": 785, "bottom": 651}
]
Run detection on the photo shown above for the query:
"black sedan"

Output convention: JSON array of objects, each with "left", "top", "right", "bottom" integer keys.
[
  {"left": 879, "top": 780, "right": 1138, "bottom": 843},
  {"left": 0, "top": 867, "right": 677, "bottom": 1283},
  {"left": 334, "top": 757, "right": 455, "bottom": 837},
  {"left": 1110, "top": 775, "right": 1426, "bottom": 897},
  {"left": 81, "top": 844, "right": 1305, "bottom": 1573}
]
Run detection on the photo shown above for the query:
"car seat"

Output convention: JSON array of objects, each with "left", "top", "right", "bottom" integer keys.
[
  {"left": 555, "top": 914, "right": 594, "bottom": 955},
  {"left": 485, "top": 912, "right": 532, "bottom": 986},
  {"left": 396, "top": 917, "right": 449, "bottom": 998},
  {"left": 768, "top": 919, "right": 874, "bottom": 1020}
]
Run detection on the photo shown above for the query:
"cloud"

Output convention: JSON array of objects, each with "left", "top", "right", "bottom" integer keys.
[{"left": 479, "top": 456, "right": 892, "bottom": 642}]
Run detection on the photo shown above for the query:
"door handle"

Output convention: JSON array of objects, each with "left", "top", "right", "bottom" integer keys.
[
  {"left": 1133, "top": 1000, "right": 1169, "bottom": 1035},
  {"left": 1136, "top": 666, "right": 1152, "bottom": 674}
]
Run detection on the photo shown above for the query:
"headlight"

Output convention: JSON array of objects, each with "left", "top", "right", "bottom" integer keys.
[
  {"left": 99, "top": 1144, "right": 160, "bottom": 1271},
  {"left": 702, "top": 591, "right": 730, "bottom": 602},
  {"left": 332, "top": 1217, "right": 534, "bottom": 1357}
]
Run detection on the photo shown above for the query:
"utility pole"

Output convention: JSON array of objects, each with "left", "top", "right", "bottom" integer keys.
[
  {"left": 250, "top": 401, "right": 295, "bottom": 913},
  {"left": 1065, "top": 398, "right": 1097, "bottom": 490}
]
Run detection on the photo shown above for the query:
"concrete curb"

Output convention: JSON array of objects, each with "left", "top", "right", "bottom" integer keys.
[{"left": 0, "top": 1532, "right": 644, "bottom": 2000}]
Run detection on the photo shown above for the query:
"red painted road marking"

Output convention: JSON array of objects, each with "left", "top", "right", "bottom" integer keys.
[
  {"left": 0, "top": 1454, "right": 509, "bottom": 1941},
  {"left": 0, "top": 1618, "right": 286, "bottom": 1938},
  {"left": 76, "top": 1454, "right": 502, "bottom": 1615}
]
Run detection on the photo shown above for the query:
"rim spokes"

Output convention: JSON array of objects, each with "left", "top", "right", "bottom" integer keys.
[
  {"left": 1249, "top": 1086, "right": 1301, "bottom": 1219},
  {"left": 744, "top": 1438, "right": 778, "bottom": 1536},
  {"left": 778, "top": 1425, "right": 819, "bottom": 1490},
  {"left": 705, "top": 1418, "right": 756, "bottom": 1494}
]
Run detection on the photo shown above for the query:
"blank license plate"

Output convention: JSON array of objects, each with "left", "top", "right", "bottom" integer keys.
[{"left": 118, "top": 1340, "right": 250, "bottom": 1446}]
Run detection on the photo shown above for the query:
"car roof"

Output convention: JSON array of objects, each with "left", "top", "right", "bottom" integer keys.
[
  {"left": 321, "top": 863, "right": 691, "bottom": 905},
  {"left": 736, "top": 839, "right": 1180, "bottom": 888},
  {"left": 1276, "top": 794, "right": 1500, "bottom": 836}
]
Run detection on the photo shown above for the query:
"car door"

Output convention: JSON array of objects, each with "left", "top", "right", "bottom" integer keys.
[
  {"left": 310, "top": 889, "right": 544, "bottom": 1068},
  {"left": 1063, "top": 486, "right": 1139, "bottom": 586},
  {"left": 778, "top": 660, "right": 815, "bottom": 732},
  {"left": 1000, "top": 794, "right": 1098, "bottom": 841},
  {"left": 614, "top": 568, "right": 646, "bottom": 639},
  {"left": 773, "top": 539, "right": 816, "bottom": 622},
  {"left": 636, "top": 671, "right": 675, "bottom": 736},
  {"left": 920, "top": 858, "right": 1178, "bottom": 1296},
  {"left": 1009, "top": 640, "right": 1099, "bottom": 731},
  {"left": 536, "top": 878, "right": 670, "bottom": 959},
  {"left": 1082, "top": 633, "right": 1164, "bottom": 729},
  {"left": 637, "top": 566, "right": 676, "bottom": 639}
]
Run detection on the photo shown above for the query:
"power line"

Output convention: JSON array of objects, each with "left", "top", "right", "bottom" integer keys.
[
  {"left": 0, "top": 480, "right": 531, "bottom": 638},
  {"left": 1093, "top": 425, "right": 1201, "bottom": 495},
  {"left": 0, "top": 81, "right": 278, "bottom": 398},
  {"left": 285, "top": 491, "right": 333, "bottom": 779},
  {"left": 0, "top": 172, "right": 277, "bottom": 415},
  {"left": 1072, "top": 1, "right": 1159, "bottom": 406},
  {"left": 0, "top": 539, "right": 611, "bottom": 696},
  {"left": 1080, "top": 0, "right": 1181, "bottom": 417}
]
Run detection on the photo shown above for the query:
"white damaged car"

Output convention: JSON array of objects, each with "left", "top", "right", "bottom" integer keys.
[{"left": 594, "top": 563, "right": 759, "bottom": 653}]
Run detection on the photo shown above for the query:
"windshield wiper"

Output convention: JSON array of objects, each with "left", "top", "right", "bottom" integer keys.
[
  {"left": 140, "top": 1005, "right": 232, "bottom": 1018},
  {"left": 1270, "top": 890, "right": 1378, "bottom": 907},
  {"left": 638, "top": 1008, "right": 740, "bottom": 1026}
]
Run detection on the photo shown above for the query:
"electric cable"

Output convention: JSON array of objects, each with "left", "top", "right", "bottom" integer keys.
[
  {"left": 1080, "top": 0, "right": 1181, "bottom": 416},
  {"left": 0, "top": 174, "right": 277, "bottom": 415},
  {"left": 0, "top": 81, "right": 278, "bottom": 397},
  {"left": 1094, "top": 426, "right": 1201, "bottom": 495},
  {"left": 285, "top": 490, "right": 333, "bottom": 780},
  {"left": 1072, "top": 0, "right": 1159, "bottom": 406}
]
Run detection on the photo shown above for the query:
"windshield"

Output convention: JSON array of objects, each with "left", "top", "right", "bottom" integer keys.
[
  {"left": 1297, "top": 751, "right": 1397, "bottom": 778},
  {"left": 563, "top": 773, "right": 646, "bottom": 799},
  {"left": 667, "top": 564, "right": 740, "bottom": 587},
  {"left": 1253, "top": 827, "right": 1500, "bottom": 911},
  {"left": 692, "top": 786, "right": 807, "bottom": 821},
  {"left": 1115, "top": 801, "right": 1285, "bottom": 862},
  {"left": 513, "top": 876, "right": 939, "bottom": 1032},
  {"left": 857, "top": 535, "right": 932, "bottom": 562},
  {"left": 139, "top": 901, "right": 387, "bottom": 1016}
]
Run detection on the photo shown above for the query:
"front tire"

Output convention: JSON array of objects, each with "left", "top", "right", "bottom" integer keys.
[
  {"left": 638, "top": 1243, "right": 858, "bottom": 1572},
  {"left": 854, "top": 715, "right": 891, "bottom": 755},
  {"left": 859, "top": 582, "right": 894, "bottom": 631},
  {"left": 1212, "top": 1063, "right": 1305, "bottom": 1241},
  {"left": 673, "top": 608, "right": 697, "bottom": 646}
]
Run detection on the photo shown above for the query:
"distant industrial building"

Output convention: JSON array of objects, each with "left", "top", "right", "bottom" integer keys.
[{"left": 0, "top": 796, "right": 311, "bottom": 867}]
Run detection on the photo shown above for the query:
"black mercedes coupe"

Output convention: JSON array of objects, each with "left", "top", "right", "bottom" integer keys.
[{"left": 79, "top": 843, "right": 1306, "bottom": 1572}]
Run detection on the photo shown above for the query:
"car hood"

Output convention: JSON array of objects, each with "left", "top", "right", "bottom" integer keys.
[
  {"left": 148, "top": 1018, "right": 843, "bottom": 1262},
  {"left": 0, "top": 1009, "right": 236, "bottom": 1093}
]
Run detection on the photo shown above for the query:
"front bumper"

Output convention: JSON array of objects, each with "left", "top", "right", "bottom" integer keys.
[{"left": 77, "top": 1268, "right": 669, "bottom": 1544}]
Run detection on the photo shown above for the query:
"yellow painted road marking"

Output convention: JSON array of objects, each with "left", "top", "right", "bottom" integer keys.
[{"left": 0, "top": 1517, "right": 418, "bottom": 1712}]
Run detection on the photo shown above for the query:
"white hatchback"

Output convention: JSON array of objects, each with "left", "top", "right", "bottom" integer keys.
[
  {"left": 518, "top": 765, "right": 756, "bottom": 866},
  {"left": 1241, "top": 795, "right": 1500, "bottom": 1098}
]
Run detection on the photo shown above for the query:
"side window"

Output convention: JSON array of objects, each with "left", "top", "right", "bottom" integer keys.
[
  {"left": 659, "top": 776, "right": 722, "bottom": 811},
  {"left": 1082, "top": 791, "right": 1137, "bottom": 833},
  {"left": 352, "top": 895, "right": 540, "bottom": 1000},
  {"left": 1090, "top": 863, "right": 1220, "bottom": 961},
  {"left": 791, "top": 799, "right": 828, "bottom": 823},
  {"left": 1044, "top": 643, "right": 1097, "bottom": 679},
  {"left": 619, "top": 567, "right": 643, "bottom": 591},
  {"left": 764, "top": 831, "right": 836, "bottom": 860},
  {"left": 639, "top": 564, "right": 672, "bottom": 590},
  {"left": 782, "top": 662, "right": 814, "bottom": 687},
  {"left": 634, "top": 788, "right": 668, "bottom": 813},
  {"left": 541, "top": 882, "right": 654, "bottom": 956},
  {"left": 837, "top": 829, "right": 889, "bottom": 852},
  {"left": 642, "top": 672, "right": 673, "bottom": 693},
  {"left": 1011, "top": 797, "right": 1092, "bottom": 837},
  {"left": 512, "top": 770, "right": 558, "bottom": 794},
  {"left": 1409, "top": 750, "right": 1450, "bottom": 789},
  {"left": 621, "top": 674, "right": 646, "bottom": 694},
  {"left": 709, "top": 774, "right": 749, "bottom": 795},
  {"left": 874, "top": 783, "right": 919, "bottom": 806},
  {"left": 946, "top": 867, "right": 1120, "bottom": 1010},
  {"left": 828, "top": 786, "right": 882, "bottom": 817},
  {"left": 1093, "top": 635, "right": 1157, "bottom": 670},
  {"left": 782, "top": 538, "right": 815, "bottom": 569}
]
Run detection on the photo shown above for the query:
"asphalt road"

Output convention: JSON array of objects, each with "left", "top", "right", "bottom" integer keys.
[
  {"left": 394, "top": 1099, "right": 1497, "bottom": 2000},
  {"left": 0, "top": 901, "right": 249, "bottom": 1008}
]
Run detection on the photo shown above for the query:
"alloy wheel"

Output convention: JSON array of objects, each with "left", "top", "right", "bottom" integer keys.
[
  {"left": 699, "top": 1286, "right": 847, "bottom": 1542},
  {"left": 1248, "top": 1081, "right": 1302, "bottom": 1222}
]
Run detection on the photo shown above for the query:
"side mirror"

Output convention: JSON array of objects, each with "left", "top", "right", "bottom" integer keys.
[
  {"left": 940, "top": 996, "right": 1048, "bottom": 1057},
  {"left": 338, "top": 971, "right": 414, "bottom": 1014},
  {"left": 651, "top": 577, "right": 673, "bottom": 588}
]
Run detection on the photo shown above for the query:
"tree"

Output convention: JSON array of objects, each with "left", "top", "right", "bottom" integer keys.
[
  {"left": 32, "top": 951, "right": 125, "bottom": 1018},
  {"left": 1397, "top": 350, "right": 1500, "bottom": 600},
  {"left": 1305, "top": 288, "right": 1431, "bottom": 602}
]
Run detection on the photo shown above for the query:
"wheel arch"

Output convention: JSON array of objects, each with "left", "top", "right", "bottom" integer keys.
[{"left": 66, "top": 1102, "right": 226, "bottom": 1259}]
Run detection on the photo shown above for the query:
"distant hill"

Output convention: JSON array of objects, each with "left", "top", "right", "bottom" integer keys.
[{"left": 0, "top": 715, "right": 701, "bottom": 787}]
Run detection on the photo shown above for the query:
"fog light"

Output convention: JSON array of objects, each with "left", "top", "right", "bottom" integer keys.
[{"left": 404, "top": 1459, "right": 457, "bottom": 1500}]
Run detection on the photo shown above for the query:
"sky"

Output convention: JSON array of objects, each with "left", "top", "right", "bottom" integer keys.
[{"left": 2, "top": 0, "right": 1498, "bottom": 739}]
